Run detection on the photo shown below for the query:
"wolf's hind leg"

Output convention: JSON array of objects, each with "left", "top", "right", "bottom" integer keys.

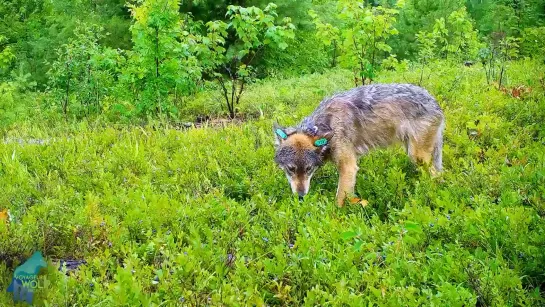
[
  {"left": 334, "top": 151, "right": 359, "bottom": 207},
  {"left": 431, "top": 122, "right": 444, "bottom": 175}
]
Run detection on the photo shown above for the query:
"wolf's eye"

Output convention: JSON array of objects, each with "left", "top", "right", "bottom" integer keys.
[
  {"left": 287, "top": 166, "right": 296, "bottom": 173},
  {"left": 305, "top": 166, "right": 313, "bottom": 172}
]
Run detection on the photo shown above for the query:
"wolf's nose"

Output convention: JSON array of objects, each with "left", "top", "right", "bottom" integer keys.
[{"left": 298, "top": 191, "right": 305, "bottom": 200}]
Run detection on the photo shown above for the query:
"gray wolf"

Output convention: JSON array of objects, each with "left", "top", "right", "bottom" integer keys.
[{"left": 273, "top": 83, "right": 445, "bottom": 206}]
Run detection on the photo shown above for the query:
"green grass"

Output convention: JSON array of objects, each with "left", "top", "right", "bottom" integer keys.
[{"left": 1, "top": 61, "right": 545, "bottom": 306}]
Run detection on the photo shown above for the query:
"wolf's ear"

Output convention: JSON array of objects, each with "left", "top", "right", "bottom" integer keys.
[
  {"left": 312, "top": 126, "right": 333, "bottom": 153},
  {"left": 273, "top": 123, "right": 295, "bottom": 146},
  {"left": 312, "top": 126, "right": 333, "bottom": 142}
]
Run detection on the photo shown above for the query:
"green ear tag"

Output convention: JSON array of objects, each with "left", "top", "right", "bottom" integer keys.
[
  {"left": 276, "top": 129, "right": 288, "bottom": 140},
  {"left": 314, "top": 138, "right": 328, "bottom": 147}
]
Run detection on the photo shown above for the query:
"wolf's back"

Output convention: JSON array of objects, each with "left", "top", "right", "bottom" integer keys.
[
  {"left": 301, "top": 83, "right": 443, "bottom": 131},
  {"left": 321, "top": 83, "right": 442, "bottom": 115}
]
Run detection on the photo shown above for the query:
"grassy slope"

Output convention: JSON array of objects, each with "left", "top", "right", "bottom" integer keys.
[{"left": 1, "top": 61, "right": 544, "bottom": 305}]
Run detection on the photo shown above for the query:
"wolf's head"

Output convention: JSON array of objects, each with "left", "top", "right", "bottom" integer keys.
[{"left": 273, "top": 123, "right": 332, "bottom": 199}]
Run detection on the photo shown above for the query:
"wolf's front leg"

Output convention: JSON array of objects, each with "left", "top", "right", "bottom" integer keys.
[{"left": 335, "top": 154, "right": 359, "bottom": 207}]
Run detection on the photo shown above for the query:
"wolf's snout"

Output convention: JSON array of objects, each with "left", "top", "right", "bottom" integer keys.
[{"left": 290, "top": 177, "right": 310, "bottom": 200}]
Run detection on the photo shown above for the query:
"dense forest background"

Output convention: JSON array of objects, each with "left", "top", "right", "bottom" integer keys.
[{"left": 1, "top": 0, "right": 544, "bottom": 122}]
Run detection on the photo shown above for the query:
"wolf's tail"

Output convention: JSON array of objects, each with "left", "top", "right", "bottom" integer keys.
[{"left": 432, "top": 119, "right": 444, "bottom": 172}]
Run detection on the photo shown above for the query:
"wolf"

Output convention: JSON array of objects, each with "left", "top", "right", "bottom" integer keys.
[{"left": 273, "top": 83, "right": 445, "bottom": 206}]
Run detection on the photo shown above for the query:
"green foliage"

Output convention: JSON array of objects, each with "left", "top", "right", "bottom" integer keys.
[
  {"left": 47, "top": 24, "right": 123, "bottom": 117},
  {"left": 181, "top": 67, "right": 351, "bottom": 120},
  {"left": 0, "top": 73, "right": 41, "bottom": 129},
  {"left": 443, "top": 8, "right": 481, "bottom": 59},
  {"left": 415, "top": 31, "right": 435, "bottom": 63},
  {"left": 308, "top": 9, "right": 340, "bottom": 67},
  {"left": 520, "top": 27, "right": 545, "bottom": 60},
  {"left": 1, "top": 60, "right": 545, "bottom": 305},
  {"left": 478, "top": 36, "right": 520, "bottom": 88},
  {"left": 257, "top": 30, "right": 331, "bottom": 78},
  {"left": 197, "top": 3, "right": 295, "bottom": 118},
  {"left": 414, "top": 31, "right": 435, "bottom": 84},
  {"left": 467, "top": 0, "right": 545, "bottom": 36},
  {"left": 0, "top": 0, "right": 131, "bottom": 87},
  {"left": 120, "top": 0, "right": 201, "bottom": 118},
  {"left": 19, "top": 1, "right": 298, "bottom": 120},
  {"left": 310, "top": 1, "right": 400, "bottom": 86},
  {"left": 430, "top": 8, "right": 482, "bottom": 60},
  {"left": 413, "top": 7, "right": 482, "bottom": 84},
  {"left": 3, "top": 0, "right": 545, "bottom": 92},
  {"left": 0, "top": 82, "right": 23, "bottom": 128},
  {"left": 0, "top": 35, "right": 16, "bottom": 77},
  {"left": 391, "top": 0, "right": 465, "bottom": 59}
]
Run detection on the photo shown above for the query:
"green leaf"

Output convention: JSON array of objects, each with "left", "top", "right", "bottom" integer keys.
[
  {"left": 365, "top": 252, "right": 377, "bottom": 260},
  {"left": 341, "top": 231, "right": 358, "bottom": 240},
  {"left": 353, "top": 240, "right": 364, "bottom": 252},
  {"left": 403, "top": 235, "right": 419, "bottom": 244},
  {"left": 405, "top": 221, "right": 422, "bottom": 233}
]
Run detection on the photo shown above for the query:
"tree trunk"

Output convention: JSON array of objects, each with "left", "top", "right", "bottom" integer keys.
[
  {"left": 331, "top": 40, "right": 337, "bottom": 68},
  {"left": 419, "top": 61, "right": 425, "bottom": 86},
  {"left": 64, "top": 62, "right": 71, "bottom": 118},
  {"left": 154, "top": 26, "right": 162, "bottom": 116},
  {"left": 217, "top": 76, "right": 232, "bottom": 118}
]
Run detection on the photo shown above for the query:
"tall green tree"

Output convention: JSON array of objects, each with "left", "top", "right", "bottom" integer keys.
[
  {"left": 310, "top": 0, "right": 400, "bottom": 86},
  {"left": 47, "top": 24, "right": 123, "bottom": 117},
  {"left": 390, "top": 0, "right": 464, "bottom": 59},
  {"left": 195, "top": 3, "right": 295, "bottom": 118},
  {"left": 121, "top": 0, "right": 201, "bottom": 117}
]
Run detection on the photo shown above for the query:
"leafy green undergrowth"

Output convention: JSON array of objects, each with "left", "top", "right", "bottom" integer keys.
[
  {"left": 1, "top": 61, "right": 545, "bottom": 305},
  {"left": 180, "top": 67, "right": 353, "bottom": 122}
]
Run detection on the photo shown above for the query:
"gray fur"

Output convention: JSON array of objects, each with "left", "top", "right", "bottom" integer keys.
[{"left": 299, "top": 83, "right": 444, "bottom": 159}]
